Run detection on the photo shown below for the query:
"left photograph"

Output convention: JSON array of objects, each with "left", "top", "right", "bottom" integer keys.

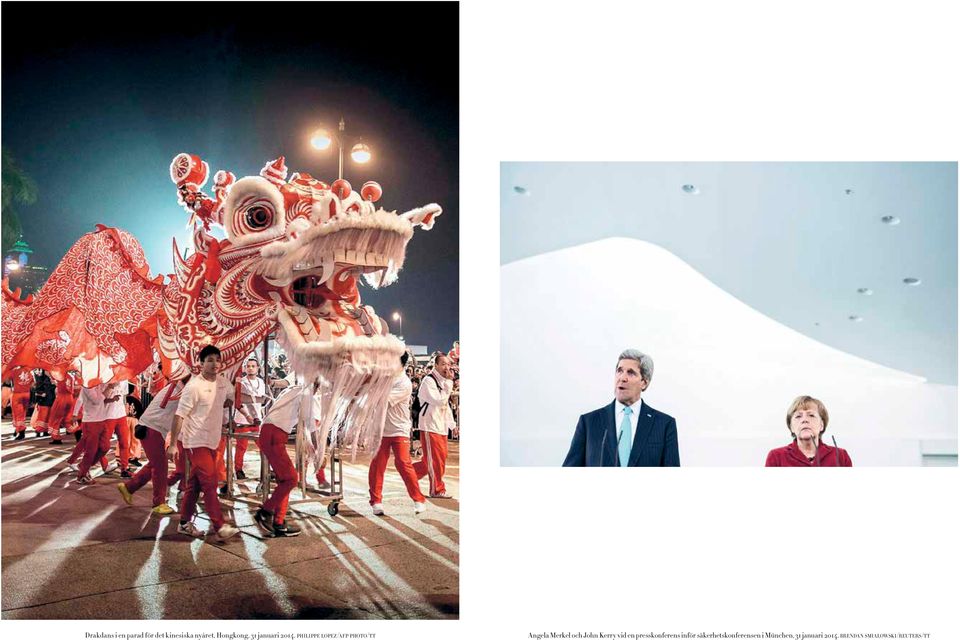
[{"left": 1, "top": 2, "right": 459, "bottom": 619}]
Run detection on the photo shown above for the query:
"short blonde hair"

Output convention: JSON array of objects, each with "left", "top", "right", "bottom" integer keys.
[{"left": 785, "top": 395, "right": 829, "bottom": 437}]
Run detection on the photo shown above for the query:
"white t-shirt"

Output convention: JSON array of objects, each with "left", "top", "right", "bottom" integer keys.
[
  {"left": 102, "top": 381, "right": 128, "bottom": 420},
  {"left": 262, "top": 384, "right": 314, "bottom": 435},
  {"left": 383, "top": 374, "right": 413, "bottom": 438},
  {"left": 235, "top": 376, "right": 266, "bottom": 425},
  {"left": 175, "top": 374, "right": 232, "bottom": 450},
  {"left": 74, "top": 385, "right": 107, "bottom": 422},
  {"left": 139, "top": 380, "right": 184, "bottom": 437}
]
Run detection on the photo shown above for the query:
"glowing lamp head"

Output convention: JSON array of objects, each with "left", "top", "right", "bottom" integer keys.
[
  {"left": 392, "top": 312, "right": 401, "bottom": 321},
  {"left": 310, "top": 128, "right": 333, "bottom": 151},
  {"left": 350, "top": 142, "right": 372, "bottom": 164}
]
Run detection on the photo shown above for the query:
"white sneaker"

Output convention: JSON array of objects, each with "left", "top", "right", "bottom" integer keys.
[
  {"left": 429, "top": 491, "right": 453, "bottom": 499},
  {"left": 177, "top": 521, "right": 206, "bottom": 538},
  {"left": 371, "top": 503, "right": 385, "bottom": 516},
  {"left": 102, "top": 461, "right": 119, "bottom": 474},
  {"left": 214, "top": 523, "right": 240, "bottom": 541},
  {"left": 414, "top": 501, "right": 427, "bottom": 514}
]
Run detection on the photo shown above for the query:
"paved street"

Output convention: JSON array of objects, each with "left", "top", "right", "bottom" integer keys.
[{"left": 0, "top": 419, "right": 458, "bottom": 619}]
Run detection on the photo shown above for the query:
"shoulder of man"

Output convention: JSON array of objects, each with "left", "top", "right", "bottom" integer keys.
[{"left": 640, "top": 401, "right": 674, "bottom": 423}]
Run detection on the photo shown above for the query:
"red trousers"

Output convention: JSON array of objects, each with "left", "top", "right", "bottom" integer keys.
[
  {"left": 234, "top": 425, "right": 259, "bottom": 471},
  {"left": 47, "top": 398, "right": 75, "bottom": 440},
  {"left": 413, "top": 432, "right": 448, "bottom": 495},
  {"left": 123, "top": 428, "right": 168, "bottom": 507},
  {"left": 216, "top": 435, "right": 227, "bottom": 481},
  {"left": 77, "top": 421, "right": 112, "bottom": 477},
  {"left": 11, "top": 392, "right": 30, "bottom": 431},
  {"left": 258, "top": 423, "right": 298, "bottom": 525},
  {"left": 111, "top": 418, "right": 131, "bottom": 470},
  {"left": 369, "top": 436, "right": 426, "bottom": 505},
  {"left": 167, "top": 440, "right": 186, "bottom": 489},
  {"left": 33, "top": 405, "right": 51, "bottom": 433},
  {"left": 182, "top": 447, "right": 225, "bottom": 529},
  {"left": 68, "top": 427, "right": 108, "bottom": 469}
]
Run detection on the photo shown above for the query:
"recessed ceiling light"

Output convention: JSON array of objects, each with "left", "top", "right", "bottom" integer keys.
[
  {"left": 848, "top": 315, "right": 863, "bottom": 322},
  {"left": 903, "top": 277, "right": 921, "bottom": 286},
  {"left": 844, "top": 188, "right": 855, "bottom": 195},
  {"left": 880, "top": 215, "right": 900, "bottom": 225},
  {"left": 857, "top": 288, "right": 873, "bottom": 295},
  {"left": 681, "top": 184, "right": 699, "bottom": 195},
  {"left": 513, "top": 186, "right": 529, "bottom": 196}
]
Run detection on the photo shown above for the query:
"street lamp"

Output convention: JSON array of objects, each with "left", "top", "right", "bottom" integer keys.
[
  {"left": 309, "top": 116, "right": 373, "bottom": 181},
  {"left": 392, "top": 311, "right": 402, "bottom": 339},
  {"left": 350, "top": 142, "right": 371, "bottom": 164}
]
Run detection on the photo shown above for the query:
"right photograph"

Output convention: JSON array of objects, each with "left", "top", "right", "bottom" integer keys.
[{"left": 500, "top": 162, "right": 958, "bottom": 467}]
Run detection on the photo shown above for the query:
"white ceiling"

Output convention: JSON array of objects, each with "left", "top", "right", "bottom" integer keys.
[{"left": 501, "top": 162, "right": 958, "bottom": 384}]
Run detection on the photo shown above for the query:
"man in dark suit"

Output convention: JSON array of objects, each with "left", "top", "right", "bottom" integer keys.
[{"left": 562, "top": 349, "right": 679, "bottom": 467}]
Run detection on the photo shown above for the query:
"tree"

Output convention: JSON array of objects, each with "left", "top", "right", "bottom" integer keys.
[{"left": 2, "top": 147, "right": 37, "bottom": 254}]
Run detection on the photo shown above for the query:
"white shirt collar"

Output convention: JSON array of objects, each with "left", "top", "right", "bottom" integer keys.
[{"left": 615, "top": 397, "right": 643, "bottom": 415}]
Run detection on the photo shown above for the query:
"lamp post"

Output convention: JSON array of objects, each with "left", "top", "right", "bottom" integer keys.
[
  {"left": 392, "top": 311, "right": 403, "bottom": 340},
  {"left": 309, "top": 116, "right": 372, "bottom": 181}
]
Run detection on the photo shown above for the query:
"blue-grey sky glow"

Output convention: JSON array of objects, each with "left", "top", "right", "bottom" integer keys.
[{"left": 2, "top": 2, "right": 459, "bottom": 352}]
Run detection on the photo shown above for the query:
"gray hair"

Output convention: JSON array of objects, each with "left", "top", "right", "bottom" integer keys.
[{"left": 617, "top": 349, "right": 654, "bottom": 385}]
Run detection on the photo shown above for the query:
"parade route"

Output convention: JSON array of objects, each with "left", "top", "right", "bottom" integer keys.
[{"left": 0, "top": 420, "right": 459, "bottom": 620}]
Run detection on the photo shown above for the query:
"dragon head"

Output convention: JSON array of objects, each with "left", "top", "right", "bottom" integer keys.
[{"left": 161, "top": 153, "right": 441, "bottom": 384}]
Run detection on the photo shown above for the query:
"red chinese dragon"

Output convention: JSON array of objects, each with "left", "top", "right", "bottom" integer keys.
[{"left": 1, "top": 153, "right": 441, "bottom": 454}]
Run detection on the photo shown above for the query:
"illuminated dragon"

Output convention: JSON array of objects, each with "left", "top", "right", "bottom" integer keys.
[{"left": 1, "top": 153, "right": 441, "bottom": 453}]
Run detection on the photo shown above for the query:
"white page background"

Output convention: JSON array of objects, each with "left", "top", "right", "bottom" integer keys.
[{"left": 5, "top": 0, "right": 957, "bottom": 638}]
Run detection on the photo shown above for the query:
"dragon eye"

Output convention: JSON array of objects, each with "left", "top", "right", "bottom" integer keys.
[{"left": 245, "top": 206, "right": 273, "bottom": 229}]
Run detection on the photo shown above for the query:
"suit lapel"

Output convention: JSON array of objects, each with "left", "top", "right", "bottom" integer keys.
[{"left": 628, "top": 400, "right": 655, "bottom": 467}]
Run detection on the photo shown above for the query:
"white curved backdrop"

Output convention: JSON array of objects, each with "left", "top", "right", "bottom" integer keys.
[{"left": 500, "top": 238, "right": 957, "bottom": 466}]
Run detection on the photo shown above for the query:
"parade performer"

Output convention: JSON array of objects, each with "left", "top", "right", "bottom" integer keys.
[
  {"left": 233, "top": 357, "right": 268, "bottom": 479},
  {"left": 121, "top": 398, "right": 143, "bottom": 467},
  {"left": 73, "top": 384, "right": 118, "bottom": 483},
  {"left": 252, "top": 381, "right": 321, "bottom": 538},
  {"left": 368, "top": 353, "right": 427, "bottom": 515},
  {"left": 47, "top": 370, "right": 79, "bottom": 444},
  {"left": 168, "top": 345, "right": 239, "bottom": 540},
  {"left": 100, "top": 380, "right": 132, "bottom": 478},
  {"left": 413, "top": 354, "right": 456, "bottom": 498},
  {"left": 10, "top": 366, "right": 34, "bottom": 440},
  {"left": 116, "top": 378, "right": 184, "bottom": 515},
  {"left": 31, "top": 370, "right": 57, "bottom": 437}
]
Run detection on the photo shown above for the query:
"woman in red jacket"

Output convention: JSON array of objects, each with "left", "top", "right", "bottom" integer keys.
[{"left": 765, "top": 395, "right": 852, "bottom": 467}]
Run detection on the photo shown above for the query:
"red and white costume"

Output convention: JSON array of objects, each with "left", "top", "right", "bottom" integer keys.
[
  {"left": 232, "top": 374, "right": 266, "bottom": 473},
  {"left": 74, "top": 384, "right": 115, "bottom": 478},
  {"left": 369, "top": 372, "right": 426, "bottom": 506},
  {"left": 10, "top": 367, "right": 33, "bottom": 433},
  {"left": 175, "top": 374, "right": 232, "bottom": 530},
  {"left": 48, "top": 373, "right": 78, "bottom": 441},
  {"left": 124, "top": 379, "right": 184, "bottom": 507},
  {"left": 101, "top": 381, "right": 130, "bottom": 472},
  {"left": 412, "top": 372, "right": 455, "bottom": 496},
  {"left": 257, "top": 385, "right": 314, "bottom": 526}
]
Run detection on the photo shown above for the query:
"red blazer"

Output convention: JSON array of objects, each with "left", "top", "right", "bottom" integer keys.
[{"left": 765, "top": 440, "right": 852, "bottom": 467}]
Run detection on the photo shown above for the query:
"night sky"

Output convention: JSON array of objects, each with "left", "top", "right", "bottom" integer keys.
[{"left": 1, "top": 1, "right": 459, "bottom": 352}]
